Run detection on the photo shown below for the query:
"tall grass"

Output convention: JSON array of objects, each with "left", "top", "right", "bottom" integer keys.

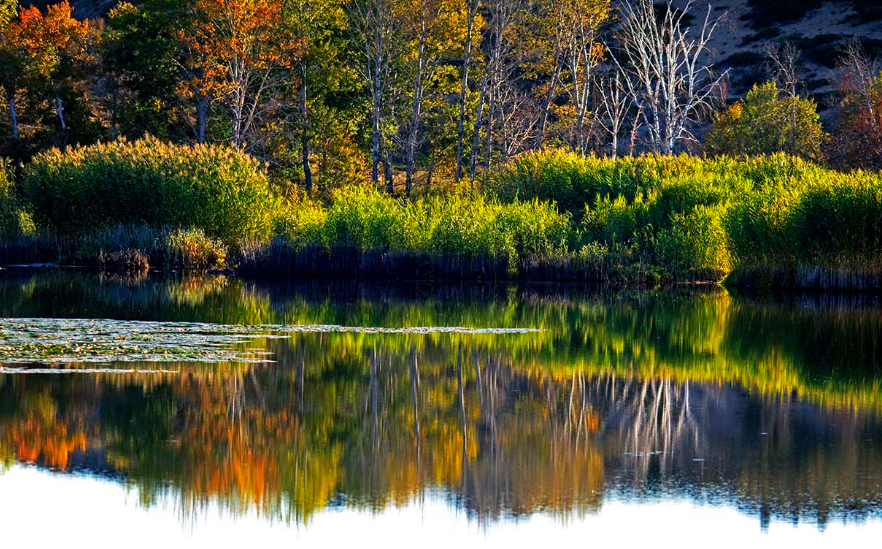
[
  {"left": 489, "top": 149, "right": 882, "bottom": 286},
  {"left": 21, "top": 137, "right": 279, "bottom": 243},
  {"left": 77, "top": 224, "right": 228, "bottom": 272},
  {"left": 259, "top": 186, "right": 573, "bottom": 277},
  {"left": 10, "top": 141, "right": 882, "bottom": 286}
]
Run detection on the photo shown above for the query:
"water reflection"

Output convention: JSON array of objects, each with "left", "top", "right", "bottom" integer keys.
[{"left": 0, "top": 272, "right": 880, "bottom": 531}]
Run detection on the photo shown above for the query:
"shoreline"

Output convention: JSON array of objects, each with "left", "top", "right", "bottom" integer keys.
[{"left": 3, "top": 243, "right": 882, "bottom": 293}]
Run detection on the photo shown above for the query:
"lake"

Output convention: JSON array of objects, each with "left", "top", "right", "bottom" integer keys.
[{"left": 0, "top": 271, "right": 880, "bottom": 547}]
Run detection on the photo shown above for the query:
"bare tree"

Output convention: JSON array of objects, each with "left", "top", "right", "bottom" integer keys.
[
  {"left": 496, "top": 86, "right": 539, "bottom": 159},
  {"left": 596, "top": 69, "right": 633, "bottom": 158},
  {"left": 765, "top": 42, "right": 805, "bottom": 156},
  {"left": 616, "top": 0, "right": 727, "bottom": 154},
  {"left": 838, "top": 38, "right": 881, "bottom": 120},
  {"left": 765, "top": 42, "right": 803, "bottom": 99}
]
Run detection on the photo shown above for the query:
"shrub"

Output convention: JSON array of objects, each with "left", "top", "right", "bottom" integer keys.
[
  {"left": 22, "top": 137, "right": 279, "bottom": 243},
  {"left": 706, "top": 82, "right": 827, "bottom": 162},
  {"left": 165, "top": 228, "right": 227, "bottom": 271}
]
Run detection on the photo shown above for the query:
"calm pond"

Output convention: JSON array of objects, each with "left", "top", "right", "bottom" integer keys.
[{"left": 0, "top": 271, "right": 881, "bottom": 547}]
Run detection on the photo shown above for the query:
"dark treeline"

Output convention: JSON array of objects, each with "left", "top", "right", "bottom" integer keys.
[{"left": 1, "top": 0, "right": 880, "bottom": 196}]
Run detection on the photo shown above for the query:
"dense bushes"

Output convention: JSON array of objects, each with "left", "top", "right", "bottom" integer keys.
[
  {"left": 706, "top": 82, "right": 827, "bottom": 162},
  {"left": 21, "top": 137, "right": 279, "bottom": 242}
]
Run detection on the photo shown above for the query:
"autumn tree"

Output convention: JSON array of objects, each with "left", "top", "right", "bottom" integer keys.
[
  {"left": 0, "top": 0, "right": 21, "bottom": 138},
  {"left": 829, "top": 40, "right": 882, "bottom": 170},
  {"left": 400, "top": 0, "right": 467, "bottom": 194},
  {"left": 181, "top": 0, "right": 301, "bottom": 150},
  {"left": 350, "top": 0, "right": 406, "bottom": 190},
  {"left": 558, "top": 0, "right": 611, "bottom": 153},
  {"left": 8, "top": 1, "right": 89, "bottom": 132},
  {"left": 706, "top": 81, "right": 826, "bottom": 161}
]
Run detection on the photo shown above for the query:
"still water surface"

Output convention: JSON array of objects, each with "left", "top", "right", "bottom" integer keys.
[{"left": 0, "top": 272, "right": 880, "bottom": 546}]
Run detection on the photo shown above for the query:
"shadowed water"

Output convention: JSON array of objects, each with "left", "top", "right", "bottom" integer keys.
[{"left": 0, "top": 271, "right": 881, "bottom": 544}]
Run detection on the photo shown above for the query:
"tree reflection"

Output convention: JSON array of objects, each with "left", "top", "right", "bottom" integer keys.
[{"left": 0, "top": 273, "right": 880, "bottom": 528}]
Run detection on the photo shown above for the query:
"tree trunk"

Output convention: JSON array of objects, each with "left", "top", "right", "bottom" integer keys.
[
  {"left": 455, "top": 3, "right": 476, "bottom": 181},
  {"left": 469, "top": 64, "right": 490, "bottom": 179},
  {"left": 372, "top": 64, "right": 382, "bottom": 187},
  {"left": 300, "top": 62, "right": 313, "bottom": 192},
  {"left": 426, "top": 151, "right": 435, "bottom": 190},
  {"left": 8, "top": 96, "right": 18, "bottom": 139},
  {"left": 537, "top": 64, "right": 561, "bottom": 148},
  {"left": 483, "top": 86, "right": 494, "bottom": 181},
  {"left": 405, "top": 26, "right": 427, "bottom": 196},
  {"left": 53, "top": 93, "right": 66, "bottom": 130},
  {"left": 383, "top": 148, "right": 394, "bottom": 194},
  {"left": 197, "top": 97, "right": 208, "bottom": 144}
]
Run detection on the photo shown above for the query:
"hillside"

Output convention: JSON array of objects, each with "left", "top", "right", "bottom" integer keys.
[{"left": 675, "top": 0, "right": 882, "bottom": 105}]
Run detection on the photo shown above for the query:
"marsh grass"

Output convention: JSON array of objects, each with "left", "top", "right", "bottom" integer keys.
[
  {"left": 491, "top": 150, "right": 882, "bottom": 287},
  {"left": 21, "top": 137, "right": 279, "bottom": 243}
]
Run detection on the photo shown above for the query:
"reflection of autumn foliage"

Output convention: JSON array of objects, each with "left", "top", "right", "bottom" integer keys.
[
  {"left": 0, "top": 338, "right": 881, "bottom": 528},
  {"left": 0, "top": 386, "right": 88, "bottom": 471},
  {"left": 0, "top": 275, "right": 882, "bottom": 527},
  {"left": 7, "top": 419, "right": 86, "bottom": 470}
]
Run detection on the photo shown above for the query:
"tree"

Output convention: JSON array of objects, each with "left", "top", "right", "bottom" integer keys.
[
  {"left": 101, "top": 1, "right": 185, "bottom": 141},
  {"left": 0, "top": 0, "right": 21, "bottom": 138},
  {"left": 454, "top": 0, "right": 480, "bottom": 181},
  {"left": 180, "top": 0, "right": 300, "bottom": 150},
  {"left": 8, "top": 1, "right": 89, "bottom": 132},
  {"left": 350, "top": 0, "right": 405, "bottom": 190},
  {"left": 706, "top": 81, "right": 826, "bottom": 161},
  {"left": 283, "top": 0, "right": 351, "bottom": 192},
  {"left": 400, "top": 0, "right": 466, "bottom": 194},
  {"left": 469, "top": 0, "right": 519, "bottom": 179},
  {"left": 616, "top": 0, "right": 726, "bottom": 154},
  {"left": 829, "top": 40, "right": 882, "bottom": 170},
  {"left": 596, "top": 69, "right": 633, "bottom": 158}
]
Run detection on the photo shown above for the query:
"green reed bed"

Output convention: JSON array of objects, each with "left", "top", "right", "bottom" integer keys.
[
  {"left": 490, "top": 149, "right": 882, "bottom": 288},
  {"left": 21, "top": 136, "right": 280, "bottom": 242},
  {"left": 245, "top": 186, "right": 574, "bottom": 279},
  {"left": 6, "top": 140, "right": 882, "bottom": 287}
]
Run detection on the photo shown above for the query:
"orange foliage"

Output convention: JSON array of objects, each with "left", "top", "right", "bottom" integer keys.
[{"left": 8, "top": 1, "right": 89, "bottom": 80}]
